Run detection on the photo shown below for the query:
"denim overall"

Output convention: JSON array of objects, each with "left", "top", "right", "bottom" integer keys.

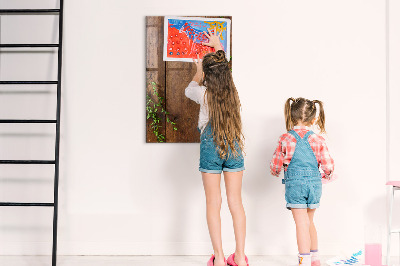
[
  {"left": 198, "top": 124, "right": 244, "bottom": 174},
  {"left": 283, "top": 130, "right": 322, "bottom": 210}
]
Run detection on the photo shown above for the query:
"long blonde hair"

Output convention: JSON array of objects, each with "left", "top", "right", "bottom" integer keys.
[
  {"left": 202, "top": 50, "right": 244, "bottom": 158},
  {"left": 284, "top": 97, "right": 326, "bottom": 133}
]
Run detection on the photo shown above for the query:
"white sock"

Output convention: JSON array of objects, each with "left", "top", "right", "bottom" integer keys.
[
  {"left": 311, "top": 250, "right": 319, "bottom": 262},
  {"left": 298, "top": 254, "right": 311, "bottom": 266}
]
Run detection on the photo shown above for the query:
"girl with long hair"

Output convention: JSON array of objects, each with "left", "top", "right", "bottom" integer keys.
[{"left": 185, "top": 29, "right": 248, "bottom": 266}]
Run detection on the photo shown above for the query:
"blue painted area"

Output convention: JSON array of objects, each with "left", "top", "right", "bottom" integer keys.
[{"left": 168, "top": 18, "right": 228, "bottom": 49}]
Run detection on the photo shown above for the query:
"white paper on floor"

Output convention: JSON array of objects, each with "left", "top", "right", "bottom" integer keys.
[{"left": 326, "top": 249, "right": 364, "bottom": 266}]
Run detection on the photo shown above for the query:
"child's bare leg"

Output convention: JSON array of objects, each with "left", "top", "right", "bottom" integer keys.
[
  {"left": 291, "top": 208, "right": 311, "bottom": 254},
  {"left": 307, "top": 208, "right": 320, "bottom": 265},
  {"left": 307, "top": 209, "right": 318, "bottom": 251},
  {"left": 202, "top": 172, "right": 225, "bottom": 266},
  {"left": 224, "top": 171, "right": 247, "bottom": 266}
]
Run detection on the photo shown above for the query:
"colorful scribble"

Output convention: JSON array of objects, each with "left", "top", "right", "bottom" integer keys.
[
  {"left": 164, "top": 17, "right": 230, "bottom": 61},
  {"left": 204, "top": 21, "right": 227, "bottom": 40}
]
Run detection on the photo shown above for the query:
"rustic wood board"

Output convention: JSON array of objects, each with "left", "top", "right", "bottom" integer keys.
[
  {"left": 146, "top": 16, "right": 232, "bottom": 143},
  {"left": 146, "top": 16, "right": 166, "bottom": 143}
]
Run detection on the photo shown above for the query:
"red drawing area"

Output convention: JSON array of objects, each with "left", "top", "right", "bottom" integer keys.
[{"left": 167, "top": 24, "right": 215, "bottom": 59}]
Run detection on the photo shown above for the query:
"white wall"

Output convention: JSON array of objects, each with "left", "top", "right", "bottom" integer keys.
[
  {"left": 388, "top": 0, "right": 400, "bottom": 258},
  {"left": 0, "top": 0, "right": 390, "bottom": 257}
]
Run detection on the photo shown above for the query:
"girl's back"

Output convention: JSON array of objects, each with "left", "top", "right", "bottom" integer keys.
[{"left": 270, "top": 126, "right": 334, "bottom": 179}]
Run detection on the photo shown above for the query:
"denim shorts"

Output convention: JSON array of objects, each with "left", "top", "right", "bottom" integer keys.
[
  {"left": 199, "top": 126, "right": 245, "bottom": 174},
  {"left": 285, "top": 178, "right": 322, "bottom": 209}
]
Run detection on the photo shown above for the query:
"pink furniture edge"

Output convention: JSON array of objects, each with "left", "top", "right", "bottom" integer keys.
[{"left": 386, "top": 181, "right": 400, "bottom": 187}]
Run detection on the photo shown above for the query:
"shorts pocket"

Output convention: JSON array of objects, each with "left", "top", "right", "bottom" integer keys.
[
  {"left": 200, "top": 140, "right": 219, "bottom": 169},
  {"left": 285, "top": 181, "right": 303, "bottom": 203},
  {"left": 312, "top": 182, "right": 322, "bottom": 202}
]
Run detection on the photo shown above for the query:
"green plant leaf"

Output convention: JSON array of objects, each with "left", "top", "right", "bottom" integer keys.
[{"left": 148, "top": 81, "right": 179, "bottom": 141}]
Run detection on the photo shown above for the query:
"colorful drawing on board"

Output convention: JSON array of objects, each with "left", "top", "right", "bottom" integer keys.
[{"left": 163, "top": 16, "right": 231, "bottom": 62}]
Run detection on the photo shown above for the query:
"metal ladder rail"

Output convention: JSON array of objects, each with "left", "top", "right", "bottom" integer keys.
[{"left": 0, "top": 2, "right": 63, "bottom": 265}]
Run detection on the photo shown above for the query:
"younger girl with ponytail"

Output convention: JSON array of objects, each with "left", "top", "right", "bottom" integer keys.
[{"left": 270, "top": 98, "right": 335, "bottom": 266}]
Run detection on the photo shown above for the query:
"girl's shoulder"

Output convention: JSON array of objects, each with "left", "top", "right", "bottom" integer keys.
[
  {"left": 187, "top": 81, "right": 206, "bottom": 90},
  {"left": 185, "top": 81, "right": 207, "bottom": 104},
  {"left": 277, "top": 132, "right": 296, "bottom": 143},
  {"left": 277, "top": 130, "right": 325, "bottom": 144},
  {"left": 308, "top": 131, "right": 326, "bottom": 144}
]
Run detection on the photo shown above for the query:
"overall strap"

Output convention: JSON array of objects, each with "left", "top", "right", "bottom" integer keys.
[
  {"left": 303, "top": 130, "right": 314, "bottom": 140},
  {"left": 288, "top": 130, "right": 301, "bottom": 141},
  {"left": 284, "top": 129, "right": 320, "bottom": 181}
]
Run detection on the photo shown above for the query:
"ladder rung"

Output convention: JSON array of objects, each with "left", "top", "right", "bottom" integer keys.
[
  {"left": 0, "top": 160, "right": 55, "bottom": 164},
  {"left": 0, "top": 9, "right": 60, "bottom": 14},
  {"left": 0, "top": 81, "right": 58, "bottom": 84},
  {"left": 391, "top": 229, "right": 400, "bottom": 233},
  {"left": 0, "top": 119, "right": 56, "bottom": 123},
  {"left": 0, "top": 44, "right": 59, "bottom": 48},
  {"left": 0, "top": 202, "right": 54, "bottom": 207}
]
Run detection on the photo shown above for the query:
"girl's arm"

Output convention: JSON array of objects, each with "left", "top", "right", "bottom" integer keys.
[
  {"left": 185, "top": 55, "right": 206, "bottom": 104},
  {"left": 191, "top": 28, "right": 223, "bottom": 84},
  {"left": 186, "top": 28, "right": 223, "bottom": 101},
  {"left": 192, "top": 55, "right": 203, "bottom": 84},
  {"left": 319, "top": 139, "right": 335, "bottom": 179},
  {"left": 270, "top": 136, "right": 286, "bottom": 176}
]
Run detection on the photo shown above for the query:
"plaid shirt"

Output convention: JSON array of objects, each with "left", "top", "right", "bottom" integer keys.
[{"left": 270, "top": 126, "right": 334, "bottom": 179}]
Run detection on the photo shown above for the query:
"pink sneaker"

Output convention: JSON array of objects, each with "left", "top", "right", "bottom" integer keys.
[
  {"left": 227, "top": 253, "right": 249, "bottom": 266},
  {"left": 207, "top": 254, "right": 227, "bottom": 266}
]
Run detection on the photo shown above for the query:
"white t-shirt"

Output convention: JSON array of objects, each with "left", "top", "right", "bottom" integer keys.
[{"left": 185, "top": 81, "right": 209, "bottom": 133}]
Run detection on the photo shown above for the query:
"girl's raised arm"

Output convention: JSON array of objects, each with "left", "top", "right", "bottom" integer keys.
[{"left": 192, "top": 54, "right": 203, "bottom": 84}]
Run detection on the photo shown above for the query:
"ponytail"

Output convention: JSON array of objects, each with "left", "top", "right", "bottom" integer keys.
[
  {"left": 284, "top": 98, "right": 295, "bottom": 131},
  {"left": 313, "top": 100, "right": 326, "bottom": 133}
]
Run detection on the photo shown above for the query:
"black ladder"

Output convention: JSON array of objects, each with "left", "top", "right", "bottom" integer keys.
[{"left": 0, "top": 1, "right": 63, "bottom": 266}]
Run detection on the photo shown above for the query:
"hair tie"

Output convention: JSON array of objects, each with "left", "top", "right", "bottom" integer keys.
[{"left": 209, "top": 62, "right": 227, "bottom": 68}]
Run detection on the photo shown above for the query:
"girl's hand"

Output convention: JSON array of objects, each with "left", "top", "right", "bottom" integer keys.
[
  {"left": 194, "top": 54, "right": 202, "bottom": 72},
  {"left": 192, "top": 54, "right": 203, "bottom": 84},
  {"left": 202, "top": 28, "right": 223, "bottom": 51}
]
